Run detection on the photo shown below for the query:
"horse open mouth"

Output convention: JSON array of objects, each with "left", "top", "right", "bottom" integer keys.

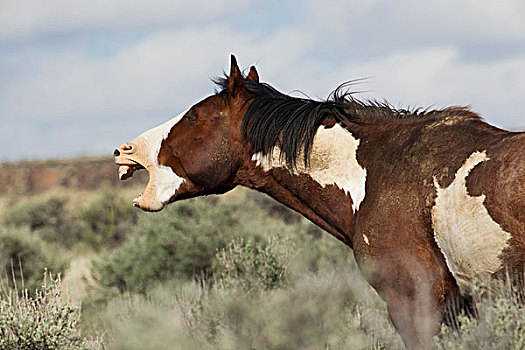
[
  {"left": 117, "top": 161, "right": 145, "bottom": 180},
  {"left": 115, "top": 158, "right": 156, "bottom": 209}
]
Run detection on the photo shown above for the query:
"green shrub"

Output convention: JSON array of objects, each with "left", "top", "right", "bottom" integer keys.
[
  {"left": 0, "top": 226, "right": 67, "bottom": 293},
  {"left": 214, "top": 236, "right": 292, "bottom": 292},
  {"left": 0, "top": 272, "right": 102, "bottom": 350},
  {"left": 3, "top": 197, "right": 67, "bottom": 231},
  {"left": 91, "top": 198, "right": 243, "bottom": 294},
  {"left": 75, "top": 191, "right": 137, "bottom": 249},
  {"left": 2, "top": 197, "right": 81, "bottom": 247},
  {"left": 2, "top": 192, "right": 137, "bottom": 250}
]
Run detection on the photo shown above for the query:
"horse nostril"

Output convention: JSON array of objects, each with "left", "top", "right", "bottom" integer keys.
[{"left": 114, "top": 149, "right": 120, "bottom": 157}]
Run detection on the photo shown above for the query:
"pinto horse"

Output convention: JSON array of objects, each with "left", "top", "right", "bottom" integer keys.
[{"left": 114, "top": 55, "right": 525, "bottom": 349}]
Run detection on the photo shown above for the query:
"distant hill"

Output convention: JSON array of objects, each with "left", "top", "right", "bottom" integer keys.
[{"left": 0, "top": 156, "right": 147, "bottom": 196}]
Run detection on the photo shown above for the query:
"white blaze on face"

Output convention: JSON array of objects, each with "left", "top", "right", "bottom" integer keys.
[
  {"left": 432, "top": 151, "right": 512, "bottom": 294},
  {"left": 129, "top": 111, "right": 186, "bottom": 209},
  {"left": 252, "top": 123, "right": 367, "bottom": 212}
]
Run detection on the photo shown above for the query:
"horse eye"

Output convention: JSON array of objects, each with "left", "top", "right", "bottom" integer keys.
[{"left": 185, "top": 114, "right": 198, "bottom": 123}]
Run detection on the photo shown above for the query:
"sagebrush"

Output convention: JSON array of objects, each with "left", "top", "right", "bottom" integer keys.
[{"left": 0, "top": 271, "right": 102, "bottom": 350}]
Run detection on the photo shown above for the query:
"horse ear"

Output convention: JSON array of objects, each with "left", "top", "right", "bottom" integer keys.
[
  {"left": 228, "top": 54, "right": 245, "bottom": 96},
  {"left": 247, "top": 66, "right": 259, "bottom": 83}
]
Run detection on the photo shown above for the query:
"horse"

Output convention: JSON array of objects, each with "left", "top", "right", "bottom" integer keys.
[{"left": 114, "top": 55, "right": 525, "bottom": 349}]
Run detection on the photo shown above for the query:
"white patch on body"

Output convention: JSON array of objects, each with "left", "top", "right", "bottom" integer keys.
[
  {"left": 252, "top": 123, "right": 367, "bottom": 212},
  {"left": 363, "top": 234, "right": 370, "bottom": 245},
  {"left": 432, "top": 151, "right": 512, "bottom": 294}
]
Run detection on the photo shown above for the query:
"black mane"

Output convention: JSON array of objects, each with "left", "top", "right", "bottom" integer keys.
[{"left": 214, "top": 74, "right": 478, "bottom": 169}]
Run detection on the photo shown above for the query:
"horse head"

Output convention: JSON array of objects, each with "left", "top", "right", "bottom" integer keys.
[{"left": 114, "top": 55, "right": 256, "bottom": 211}]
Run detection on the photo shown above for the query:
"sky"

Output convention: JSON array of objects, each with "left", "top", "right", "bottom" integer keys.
[{"left": 1, "top": 0, "right": 524, "bottom": 161}]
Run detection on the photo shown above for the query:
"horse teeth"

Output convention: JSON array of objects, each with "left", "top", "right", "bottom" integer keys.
[{"left": 132, "top": 193, "right": 143, "bottom": 207}]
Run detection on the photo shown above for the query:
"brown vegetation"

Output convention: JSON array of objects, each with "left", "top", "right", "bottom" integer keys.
[{"left": 0, "top": 156, "right": 147, "bottom": 196}]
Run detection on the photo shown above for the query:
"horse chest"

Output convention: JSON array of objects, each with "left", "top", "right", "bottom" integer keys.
[{"left": 431, "top": 151, "right": 512, "bottom": 294}]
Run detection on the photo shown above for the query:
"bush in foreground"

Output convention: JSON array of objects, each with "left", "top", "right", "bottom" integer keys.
[
  {"left": 0, "top": 272, "right": 102, "bottom": 350},
  {"left": 93, "top": 266, "right": 399, "bottom": 350}
]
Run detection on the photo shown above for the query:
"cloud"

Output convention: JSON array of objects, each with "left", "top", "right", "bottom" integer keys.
[
  {"left": 332, "top": 48, "right": 525, "bottom": 128},
  {"left": 1, "top": 0, "right": 524, "bottom": 160},
  {"left": 0, "top": 0, "right": 259, "bottom": 40},
  {"left": 0, "top": 24, "right": 315, "bottom": 121},
  {"left": 304, "top": 0, "right": 525, "bottom": 61},
  {"left": 0, "top": 23, "right": 319, "bottom": 160}
]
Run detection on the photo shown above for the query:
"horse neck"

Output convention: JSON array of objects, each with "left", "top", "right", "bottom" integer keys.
[{"left": 235, "top": 122, "right": 368, "bottom": 247}]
